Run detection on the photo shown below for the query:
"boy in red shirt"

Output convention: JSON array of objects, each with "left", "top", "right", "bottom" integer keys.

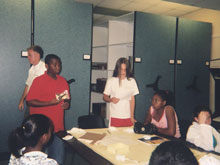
[{"left": 26, "top": 54, "right": 70, "bottom": 165}]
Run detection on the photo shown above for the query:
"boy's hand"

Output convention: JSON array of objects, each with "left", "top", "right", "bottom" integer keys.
[
  {"left": 62, "top": 102, "right": 70, "bottom": 109},
  {"left": 50, "top": 98, "right": 60, "bottom": 105}
]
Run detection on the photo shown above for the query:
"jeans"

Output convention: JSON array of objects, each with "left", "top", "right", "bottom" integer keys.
[{"left": 45, "top": 134, "right": 65, "bottom": 165}]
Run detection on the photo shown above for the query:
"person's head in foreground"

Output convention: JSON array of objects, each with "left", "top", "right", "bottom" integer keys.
[
  {"left": 149, "top": 141, "right": 198, "bottom": 165},
  {"left": 8, "top": 114, "right": 54, "bottom": 158}
]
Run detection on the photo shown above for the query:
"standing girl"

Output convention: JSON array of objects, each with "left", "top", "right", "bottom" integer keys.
[
  {"left": 8, "top": 114, "right": 58, "bottom": 165},
  {"left": 103, "top": 57, "right": 139, "bottom": 127},
  {"left": 144, "top": 90, "right": 181, "bottom": 138}
]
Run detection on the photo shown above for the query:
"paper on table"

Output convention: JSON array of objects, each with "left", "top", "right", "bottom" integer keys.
[
  {"left": 107, "top": 143, "right": 130, "bottom": 155},
  {"left": 78, "top": 139, "right": 93, "bottom": 144},
  {"left": 123, "top": 127, "right": 134, "bottom": 133},
  {"left": 99, "top": 134, "right": 138, "bottom": 146},
  {"left": 62, "top": 135, "right": 73, "bottom": 141},
  {"left": 78, "top": 132, "right": 106, "bottom": 144},
  {"left": 115, "top": 154, "right": 141, "bottom": 164},
  {"left": 108, "top": 127, "right": 117, "bottom": 132},
  {"left": 67, "top": 127, "right": 86, "bottom": 136}
]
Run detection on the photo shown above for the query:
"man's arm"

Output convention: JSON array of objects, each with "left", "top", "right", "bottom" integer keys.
[
  {"left": 103, "top": 94, "right": 120, "bottom": 103},
  {"left": 26, "top": 98, "right": 60, "bottom": 107},
  {"left": 18, "top": 85, "right": 29, "bottom": 111}
]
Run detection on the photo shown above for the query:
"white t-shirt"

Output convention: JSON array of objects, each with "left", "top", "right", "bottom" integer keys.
[
  {"left": 26, "top": 60, "right": 46, "bottom": 92},
  {"left": 103, "top": 77, "right": 139, "bottom": 119},
  {"left": 9, "top": 151, "right": 58, "bottom": 165},
  {"left": 186, "top": 122, "right": 220, "bottom": 152}
]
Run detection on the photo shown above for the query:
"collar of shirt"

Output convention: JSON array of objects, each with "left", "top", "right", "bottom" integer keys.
[{"left": 23, "top": 151, "right": 48, "bottom": 158}]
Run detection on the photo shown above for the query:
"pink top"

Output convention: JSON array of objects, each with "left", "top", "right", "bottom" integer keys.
[{"left": 150, "top": 105, "right": 181, "bottom": 138}]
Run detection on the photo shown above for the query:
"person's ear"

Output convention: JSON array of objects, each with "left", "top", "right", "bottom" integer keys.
[
  {"left": 45, "top": 64, "right": 48, "bottom": 70},
  {"left": 40, "top": 134, "right": 49, "bottom": 145},
  {"left": 194, "top": 117, "right": 198, "bottom": 122},
  {"left": 36, "top": 53, "right": 41, "bottom": 60}
]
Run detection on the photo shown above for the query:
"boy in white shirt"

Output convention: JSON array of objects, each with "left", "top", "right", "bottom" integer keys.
[{"left": 186, "top": 105, "right": 220, "bottom": 153}]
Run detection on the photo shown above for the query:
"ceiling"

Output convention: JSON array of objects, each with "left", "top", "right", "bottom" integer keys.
[{"left": 75, "top": 0, "right": 220, "bottom": 25}]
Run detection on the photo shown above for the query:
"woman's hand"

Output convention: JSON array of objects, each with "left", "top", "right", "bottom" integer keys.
[
  {"left": 130, "top": 117, "right": 137, "bottom": 124},
  {"left": 110, "top": 97, "right": 120, "bottom": 104}
]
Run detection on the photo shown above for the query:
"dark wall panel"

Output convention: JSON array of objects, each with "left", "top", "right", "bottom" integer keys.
[
  {"left": 175, "top": 18, "right": 212, "bottom": 120},
  {"left": 35, "top": 0, "right": 92, "bottom": 129},
  {"left": 134, "top": 12, "right": 176, "bottom": 122},
  {"left": 0, "top": 0, "right": 31, "bottom": 152}
]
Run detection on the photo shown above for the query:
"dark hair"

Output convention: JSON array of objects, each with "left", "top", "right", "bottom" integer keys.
[
  {"left": 45, "top": 54, "right": 62, "bottom": 65},
  {"left": 27, "top": 45, "right": 44, "bottom": 59},
  {"left": 8, "top": 114, "right": 54, "bottom": 158},
  {"left": 165, "top": 90, "right": 175, "bottom": 106},
  {"left": 154, "top": 90, "right": 168, "bottom": 102},
  {"left": 193, "top": 105, "right": 212, "bottom": 118},
  {"left": 149, "top": 141, "right": 198, "bottom": 165},
  {"left": 113, "top": 57, "right": 132, "bottom": 79}
]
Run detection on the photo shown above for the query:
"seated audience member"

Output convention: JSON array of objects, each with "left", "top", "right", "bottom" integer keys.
[
  {"left": 144, "top": 90, "right": 181, "bottom": 138},
  {"left": 186, "top": 105, "right": 220, "bottom": 153},
  {"left": 149, "top": 141, "right": 198, "bottom": 165},
  {"left": 8, "top": 114, "right": 58, "bottom": 165}
]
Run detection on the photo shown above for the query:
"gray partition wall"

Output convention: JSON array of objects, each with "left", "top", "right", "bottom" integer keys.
[
  {"left": 0, "top": 0, "right": 92, "bottom": 152},
  {"left": 175, "top": 18, "right": 212, "bottom": 120},
  {"left": 0, "top": 0, "right": 31, "bottom": 152},
  {"left": 134, "top": 12, "right": 177, "bottom": 122}
]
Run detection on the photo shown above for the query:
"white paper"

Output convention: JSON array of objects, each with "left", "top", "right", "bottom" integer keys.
[{"left": 62, "top": 135, "right": 73, "bottom": 141}]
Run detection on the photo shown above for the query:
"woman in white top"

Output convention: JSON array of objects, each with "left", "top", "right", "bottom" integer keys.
[
  {"left": 8, "top": 114, "right": 58, "bottom": 165},
  {"left": 103, "top": 57, "right": 139, "bottom": 127}
]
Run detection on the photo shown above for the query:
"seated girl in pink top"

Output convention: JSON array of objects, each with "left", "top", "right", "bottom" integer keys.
[{"left": 144, "top": 90, "right": 181, "bottom": 138}]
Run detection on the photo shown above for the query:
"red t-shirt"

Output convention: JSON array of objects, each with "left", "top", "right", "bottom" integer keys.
[{"left": 26, "top": 72, "right": 70, "bottom": 132}]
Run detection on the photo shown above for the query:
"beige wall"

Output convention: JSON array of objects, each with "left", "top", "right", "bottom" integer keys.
[{"left": 180, "top": 9, "right": 220, "bottom": 113}]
